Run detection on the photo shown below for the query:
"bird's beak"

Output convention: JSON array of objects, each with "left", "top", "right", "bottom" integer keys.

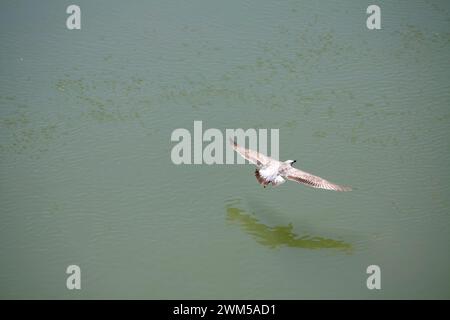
[{"left": 293, "top": 160, "right": 297, "bottom": 163}]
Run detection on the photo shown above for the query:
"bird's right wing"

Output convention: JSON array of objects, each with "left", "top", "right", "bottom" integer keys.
[
  {"left": 284, "top": 167, "right": 352, "bottom": 192},
  {"left": 229, "top": 139, "right": 272, "bottom": 166}
]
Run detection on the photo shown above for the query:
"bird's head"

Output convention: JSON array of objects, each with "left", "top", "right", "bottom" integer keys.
[{"left": 285, "top": 160, "right": 296, "bottom": 166}]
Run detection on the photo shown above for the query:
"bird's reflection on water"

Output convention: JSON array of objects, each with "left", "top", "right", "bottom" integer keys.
[{"left": 226, "top": 201, "right": 352, "bottom": 252}]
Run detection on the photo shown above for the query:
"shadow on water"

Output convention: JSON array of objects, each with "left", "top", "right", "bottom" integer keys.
[{"left": 226, "top": 201, "right": 352, "bottom": 252}]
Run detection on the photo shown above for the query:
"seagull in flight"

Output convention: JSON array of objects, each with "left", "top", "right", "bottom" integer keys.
[{"left": 230, "top": 139, "right": 351, "bottom": 191}]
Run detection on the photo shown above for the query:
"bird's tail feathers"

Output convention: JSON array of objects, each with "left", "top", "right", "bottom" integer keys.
[{"left": 255, "top": 169, "right": 270, "bottom": 186}]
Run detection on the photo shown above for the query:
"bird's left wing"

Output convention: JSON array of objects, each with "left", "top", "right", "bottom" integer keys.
[
  {"left": 283, "top": 167, "right": 351, "bottom": 192},
  {"left": 229, "top": 139, "right": 272, "bottom": 166}
]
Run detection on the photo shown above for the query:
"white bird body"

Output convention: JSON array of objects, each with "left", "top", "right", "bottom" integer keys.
[
  {"left": 256, "top": 162, "right": 285, "bottom": 187},
  {"left": 230, "top": 139, "right": 351, "bottom": 192}
]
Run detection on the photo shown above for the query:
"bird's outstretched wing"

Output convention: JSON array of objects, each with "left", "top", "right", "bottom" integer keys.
[
  {"left": 229, "top": 139, "right": 273, "bottom": 167},
  {"left": 283, "top": 167, "right": 351, "bottom": 192}
]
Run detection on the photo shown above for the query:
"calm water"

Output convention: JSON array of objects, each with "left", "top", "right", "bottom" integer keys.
[{"left": 1, "top": 0, "right": 449, "bottom": 299}]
